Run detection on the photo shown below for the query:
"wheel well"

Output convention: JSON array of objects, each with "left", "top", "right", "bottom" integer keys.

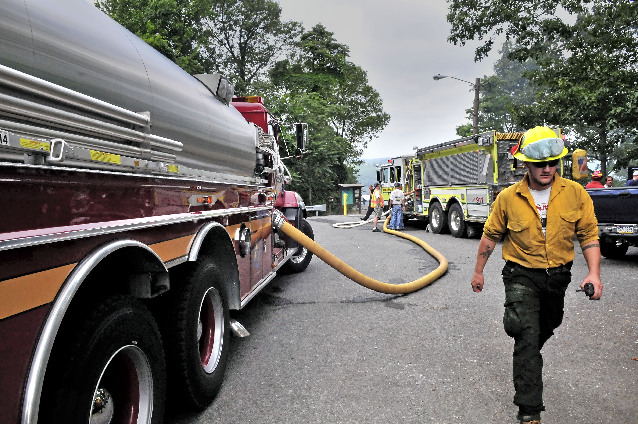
[
  {"left": 55, "top": 244, "right": 169, "bottom": 337},
  {"left": 428, "top": 198, "right": 442, "bottom": 212},
  {"left": 447, "top": 197, "right": 464, "bottom": 213},
  {"left": 83, "top": 246, "right": 168, "bottom": 297},
  {"left": 184, "top": 223, "right": 241, "bottom": 310}
]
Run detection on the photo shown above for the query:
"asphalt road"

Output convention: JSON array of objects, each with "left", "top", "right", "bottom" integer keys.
[{"left": 169, "top": 214, "right": 638, "bottom": 424}]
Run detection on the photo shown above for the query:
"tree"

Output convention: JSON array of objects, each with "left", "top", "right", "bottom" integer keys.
[
  {"left": 267, "top": 24, "right": 390, "bottom": 203},
  {"left": 99, "top": 0, "right": 302, "bottom": 94},
  {"left": 205, "top": 0, "right": 302, "bottom": 95},
  {"left": 457, "top": 41, "right": 539, "bottom": 137},
  {"left": 96, "top": 0, "right": 215, "bottom": 74},
  {"left": 447, "top": 0, "right": 638, "bottom": 175}
]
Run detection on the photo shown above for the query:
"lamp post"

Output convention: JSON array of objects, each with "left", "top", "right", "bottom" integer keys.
[{"left": 433, "top": 74, "right": 480, "bottom": 136}]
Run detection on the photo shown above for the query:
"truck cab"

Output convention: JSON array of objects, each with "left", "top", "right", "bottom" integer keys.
[{"left": 376, "top": 156, "right": 414, "bottom": 206}]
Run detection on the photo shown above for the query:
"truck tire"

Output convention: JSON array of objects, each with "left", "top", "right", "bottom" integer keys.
[
  {"left": 281, "top": 218, "right": 314, "bottom": 273},
  {"left": 429, "top": 202, "right": 448, "bottom": 234},
  {"left": 43, "top": 296, "right": 166, "bottom": 424},
  {"left": 600, "top": 238, "right": 629, "bottom": 259},
  {"left": 164, "top": 259, "right": 230, "bottom": 410},
  {"left": 448, "top": 203, "right": 466, "bottom": 238}
]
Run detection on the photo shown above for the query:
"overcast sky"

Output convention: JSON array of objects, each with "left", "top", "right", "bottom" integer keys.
[{"left": 276, "top": 0, "right": 499, "bottom": 159}]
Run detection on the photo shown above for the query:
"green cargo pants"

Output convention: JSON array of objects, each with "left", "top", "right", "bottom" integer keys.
[{"left": 502, "top": 261, "right": 572, "bottom": 418}]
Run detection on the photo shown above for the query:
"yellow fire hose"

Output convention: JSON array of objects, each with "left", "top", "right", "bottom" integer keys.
[{"left": 273, "top": 211, "right": 448, "bottom": 294}]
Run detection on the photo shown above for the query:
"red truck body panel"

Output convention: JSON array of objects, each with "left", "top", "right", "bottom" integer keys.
[
  {"left": 232, "top": 98, "right": 269, "bottom": 133},
  {"left": 0, "top": 307, "right": 49, "bottom": 424}
]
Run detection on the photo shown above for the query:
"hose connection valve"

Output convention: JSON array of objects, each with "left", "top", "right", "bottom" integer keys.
[{"left": 272, "top": 209, "right": 287, "bottom": 230}]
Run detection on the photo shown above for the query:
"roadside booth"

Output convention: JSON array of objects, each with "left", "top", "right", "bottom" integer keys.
[{"left": 338, "top": 184, "right": 363, "bottom": 214}]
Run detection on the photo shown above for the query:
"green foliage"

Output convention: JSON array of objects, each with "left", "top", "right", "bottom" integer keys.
[
  {"left": 96, "top": 0, "right": 215, "bottom": 74},
  {"left": 455, "top": 123, "right": 473, "bottom": 138},
  {"left": 266, "top": 24, "right": 390, "bottom": 204},
  {"left": 267, "top": 90, "right": 355, "bottom": 204},
  {"left": 205, "top": 0, "right": 302, "bottom": 95},
  {"left": 447, "top": 0, "right": 638, "bottom": 175},
  {"left": 447, "top": 0, "right": 587, "bottom": 63},
  {"left": 483, "top": 44, "right": 538, "bottom": 132},
  {"left": 457, "top": 42, "right": 539, "bottom": 137}
]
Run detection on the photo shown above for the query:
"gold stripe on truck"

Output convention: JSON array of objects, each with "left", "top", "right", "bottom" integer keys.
[
  {"left": 0, "top": 264, "right": 75, "bottom": 320},
  {"left": 151, "top": 235, "right": 194, "bottom": 262}
]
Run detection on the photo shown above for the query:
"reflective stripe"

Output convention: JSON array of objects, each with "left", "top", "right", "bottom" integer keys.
[
  {"left": 0, "top": 265, "right": 74, "bottom": 320},
  {"left": 370, "top": 188, "right": 383, "bottom": 208}
]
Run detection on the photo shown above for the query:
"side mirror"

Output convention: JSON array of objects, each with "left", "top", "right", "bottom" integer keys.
[{"left": 294, "top": 123, "right": 308, "bottom": 154}]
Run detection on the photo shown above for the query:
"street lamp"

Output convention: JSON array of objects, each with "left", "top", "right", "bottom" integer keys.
[{"left": 433, "top": 74, "right": 480, "bottom": 136}]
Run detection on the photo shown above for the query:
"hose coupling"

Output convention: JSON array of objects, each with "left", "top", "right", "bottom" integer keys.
[{"left": 272, "top": 209, "right": 287, "bottom": 230}]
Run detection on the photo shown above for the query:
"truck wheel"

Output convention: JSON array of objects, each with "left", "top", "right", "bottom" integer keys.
[
  {"left": 281, "top": 218, "right": 314, "bottom": 273},
  {"left": 44, "top": 296, "right": 166, "bottom": 424},
  {"left": 600, "top": 239, "right": 629, "bottom": 259},
  {"left": 164, "top": 259, "right": 230, "bottom": 410},
  {"left": 428, "top": 202, "right": 448, "bottom": 234},
  {"left": 448, "top": 203, "right": 466, "bottom": 238}
]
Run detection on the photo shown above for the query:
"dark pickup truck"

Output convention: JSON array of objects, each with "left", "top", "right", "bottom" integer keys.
[{"left": 587, "top": 186, "right": 638, "bottom": 258}]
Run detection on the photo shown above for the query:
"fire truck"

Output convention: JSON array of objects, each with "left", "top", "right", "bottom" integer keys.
[
  {"left": 378, "top": 130, "right": 563, "bottom": 237},
  {"left": 0, "top": 1, "right": 313, "bottom": 423},
  {"left": 376, "top": 155, "right": 415, "bottom": 206}
]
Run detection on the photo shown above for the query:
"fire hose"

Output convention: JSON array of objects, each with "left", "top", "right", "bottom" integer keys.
[
  {"left": 272, "top": 210, "right": 448, "bottom": 294},
  {"left": 331, "top": 210, "right": 390, "bottom": 229}
]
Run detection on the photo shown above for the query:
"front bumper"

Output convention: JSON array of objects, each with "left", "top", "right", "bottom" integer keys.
[{"left": 598, "top": 223, "right": 638, "bottom": 245}]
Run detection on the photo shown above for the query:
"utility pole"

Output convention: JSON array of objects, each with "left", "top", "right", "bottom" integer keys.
[
  {"left": 472, "top": 77, "right": 480, "bottom": 136},
  {"left": 433, "top": 74, "right": 481, "bottom": 135}
]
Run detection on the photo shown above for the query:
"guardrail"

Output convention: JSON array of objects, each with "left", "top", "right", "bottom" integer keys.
[{"left": 306, "top": 204, "right": 326, "bottom": 216}]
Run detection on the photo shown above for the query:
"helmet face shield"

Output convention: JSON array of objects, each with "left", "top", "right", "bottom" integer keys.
[
  {"left": 512, "top": 126, "right": 568, "bottom": 162},
  {"left": 520, "top": 137, "right": 565, "bottom": 160}
]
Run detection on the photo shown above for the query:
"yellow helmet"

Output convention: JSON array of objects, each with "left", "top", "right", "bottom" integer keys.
[{"left": 511, "top": 126, "right": 568, "bottom": 162}]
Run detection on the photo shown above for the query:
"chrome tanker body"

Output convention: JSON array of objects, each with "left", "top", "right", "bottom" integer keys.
[{"left": 0, "top": 0, "right": 256, "bottom": 177}]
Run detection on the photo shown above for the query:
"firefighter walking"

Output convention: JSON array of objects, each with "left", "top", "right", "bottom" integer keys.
[{"left": 469, "top": 126, "right": 602, "bottom": 424}]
